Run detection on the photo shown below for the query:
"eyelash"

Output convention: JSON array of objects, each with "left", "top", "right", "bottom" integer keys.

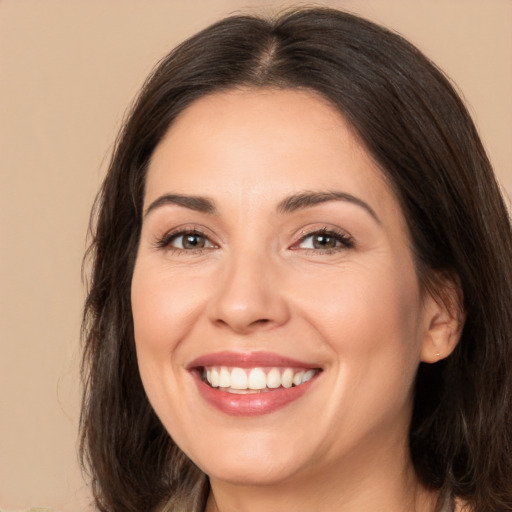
[
  {"left": 155, "top": 228, "right": 215, "bottom": 253},
  {"left": 293, "top": 228, "right": 355, "bottom": 253},
  {"left": 155, "top": 227, "right": 354, "bottom": 254}
]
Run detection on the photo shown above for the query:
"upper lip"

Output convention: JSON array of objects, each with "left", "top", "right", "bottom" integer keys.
[{"left": 187, "top": 351, "right": 321, "bottom": 370}]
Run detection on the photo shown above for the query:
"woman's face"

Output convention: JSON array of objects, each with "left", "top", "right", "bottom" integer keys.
[{"left": 131, "top": 89, "right": 437, "bottom": 487}]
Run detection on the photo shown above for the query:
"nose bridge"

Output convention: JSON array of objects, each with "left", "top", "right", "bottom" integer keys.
[{"left": 208, "top": 243, "right": 289, "bottom": 333}]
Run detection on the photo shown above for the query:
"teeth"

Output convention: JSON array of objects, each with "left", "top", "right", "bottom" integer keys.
[
  {"left": 210, "top": 368, "right": 219, "bottom": 387},
  {"left": 281, "top": 368, "right": 293, "bottom": 388},
  {"left": 303, "top": 369, "right": 316, "bottom": 383},
  {"left": 230, "top": 368, "right": 247, "bottom": 390},
  {"left": 267, "top": 368, "right": 281, "bottom": 389},
  {"left": 203, "top": 366, "right": 319, "bottom": 391},
  {"left": 219, "top": 367, "right": 230, "bottom": 388},
  {"left": 248, "top": 368, "right": 266, "bottom": 390},
  {"left": 293, "top": 371, "right": 304, "bottom": 386}
]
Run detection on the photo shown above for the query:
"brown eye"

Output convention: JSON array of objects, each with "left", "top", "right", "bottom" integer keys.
[
  {"left": 312, "top": 233, "right": 338, "bottom": 249},
  {"left": 167, "top": 231, "right": 214, "bottom": 250},
  {"left": 182, "top": 233, "right": 206, "bottom": 249},
  {"left": 297, "top": 230, "right": 354, "bottom": 251}
]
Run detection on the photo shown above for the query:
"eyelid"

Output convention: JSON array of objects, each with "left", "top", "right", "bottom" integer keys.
[
  {"left": 152, "top": 224, "right": 353, "bottom": 254},
  {"left": 290, "top": 226, "right": 355, "bottom": 252},
  {"left": 154, "top": 225, "right": 219, "bottom": 252}
]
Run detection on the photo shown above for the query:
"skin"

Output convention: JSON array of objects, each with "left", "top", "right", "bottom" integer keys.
[{"left": 131, "top": 89, "right": 461, "bottom": 512}]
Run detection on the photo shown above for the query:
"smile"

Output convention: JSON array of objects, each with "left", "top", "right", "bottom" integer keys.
[
  {"left": 188, "top": 352, "right": 322, "bottom": 416},
  {"left": 202, "top": 366, "right": 318, "bottom": 393}
]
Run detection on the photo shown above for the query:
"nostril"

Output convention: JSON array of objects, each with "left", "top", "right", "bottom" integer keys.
[
  {"left": 214, "top": 317, "right": 272, "bottom": 332},
  {"left": 249, "top": 318, "right": 271, "bottom": 328}
]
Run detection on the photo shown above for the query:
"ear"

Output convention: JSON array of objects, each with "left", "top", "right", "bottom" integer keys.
[{"left": 420, "top": 273, "right": 465, "bottom": 363}]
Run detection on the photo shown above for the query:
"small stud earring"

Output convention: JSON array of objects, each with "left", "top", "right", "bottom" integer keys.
[{"left": 435, "top": 351, "right": 440, "bottom": 358}]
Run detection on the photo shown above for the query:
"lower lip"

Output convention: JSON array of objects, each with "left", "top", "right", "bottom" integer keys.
[{"left": 191, "top": 371, "right": 318, "bottom": 416}]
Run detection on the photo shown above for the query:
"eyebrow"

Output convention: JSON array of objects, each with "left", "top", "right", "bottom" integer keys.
[
  {"left": 144, "top": 190, "right": 380, "bottom": 223},
  {"left": 277, "top": 191, "right": 380, "bottom": 223},
  {"left": 144, "top": 194, "right": 217, "bottom": 217}
]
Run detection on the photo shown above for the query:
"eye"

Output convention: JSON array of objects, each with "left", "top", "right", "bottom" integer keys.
[
  {"left": 295, "top": 229, "right": 354, "bottom": 251},
  {"left": 157, "top": 229, "right": 216, "bottom": 251}
]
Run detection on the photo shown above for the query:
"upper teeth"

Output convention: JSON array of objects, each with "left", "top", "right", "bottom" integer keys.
[{"left": 203, "top": 366, "right": 318, "bottom": 391}]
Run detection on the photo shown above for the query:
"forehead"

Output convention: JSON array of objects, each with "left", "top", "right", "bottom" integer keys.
[{"left": 145, "top": 88, "right": 397, "bottom": 221}]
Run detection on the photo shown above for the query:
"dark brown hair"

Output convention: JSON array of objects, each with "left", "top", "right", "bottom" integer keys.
[{"left": 81, "top": 8, "right": 512, "bottom": 512}]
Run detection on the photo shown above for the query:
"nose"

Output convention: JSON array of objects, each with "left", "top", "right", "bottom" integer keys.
[{"left": 207, "top": 251, "right": 291, "bottom": 334}]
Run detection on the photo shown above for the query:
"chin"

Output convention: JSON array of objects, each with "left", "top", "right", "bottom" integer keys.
[
  {"left": 171, "top": 422, "right": 316, "bottom": 487},
  {"left": 198, "top": 452, "right": 307, "bottom": 487}
]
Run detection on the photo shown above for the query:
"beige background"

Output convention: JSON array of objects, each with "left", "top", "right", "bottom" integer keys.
[{"left": 0, "top": 0, "right": 510, "bottom": 510}]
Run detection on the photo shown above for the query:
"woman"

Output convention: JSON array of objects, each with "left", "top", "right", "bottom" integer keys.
[{"left": 80, "top": 7, "right": 512, "bottom": 512}]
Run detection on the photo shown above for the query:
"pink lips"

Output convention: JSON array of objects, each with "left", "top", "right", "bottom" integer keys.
[
  {"left": 188, "top": 351, "right": 320, "bottom": 369},
  {"left": 188, "top": 351, "right": 321, "bottom": 417}
]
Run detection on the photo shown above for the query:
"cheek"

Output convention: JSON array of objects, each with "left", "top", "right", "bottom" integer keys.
[
  {"left": 131, "top": 261, "right": 207, "bottom": 358},
  {"left": 295, "top": 257, "right": 423, "bottom": 371},
  {"left": 130, "top": 261, "right": 209, "bottom": 423},
  {"left": 130, "top": 261, "right": 207, "bottom": 428},
  {"left": 299, "top": 262, "right": 423, "bottom": 435}
]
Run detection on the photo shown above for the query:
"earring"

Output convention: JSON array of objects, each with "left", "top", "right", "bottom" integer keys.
[{"left": 435, "top": 351, "right": 440, "bottom": 358}]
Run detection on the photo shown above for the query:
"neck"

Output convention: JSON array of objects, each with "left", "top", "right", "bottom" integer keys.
[{"left": 205, "top": 436, "right": 439, "bottom": 512}]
